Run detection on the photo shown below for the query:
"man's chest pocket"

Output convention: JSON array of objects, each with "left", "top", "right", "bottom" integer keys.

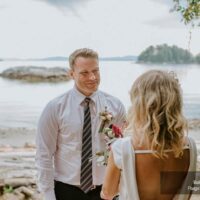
[{"left": 59, "top": 118, "right": 82, "bottom": 143}]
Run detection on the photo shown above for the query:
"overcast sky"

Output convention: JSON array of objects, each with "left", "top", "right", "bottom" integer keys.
[{"left": 0, "top": 0, "right": 199, "bottom": 58}]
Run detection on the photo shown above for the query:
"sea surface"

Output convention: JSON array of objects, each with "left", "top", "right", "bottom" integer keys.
[{"left": 0, "top": 60, "right": 200, "bottom": 128}]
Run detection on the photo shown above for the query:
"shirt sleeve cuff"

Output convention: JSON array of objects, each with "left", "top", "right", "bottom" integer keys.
[{"left": 44, "top": 189, "right": 56, "bottom": 200}]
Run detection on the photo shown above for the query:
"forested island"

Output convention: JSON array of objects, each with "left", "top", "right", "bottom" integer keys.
[{"left": 137, "top": 44, "right": 200, "bottom": 64}]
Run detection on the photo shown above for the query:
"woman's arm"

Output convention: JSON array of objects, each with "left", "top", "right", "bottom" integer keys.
[{"left": 101, "top": 151, "right": 121, "bottom": 200}]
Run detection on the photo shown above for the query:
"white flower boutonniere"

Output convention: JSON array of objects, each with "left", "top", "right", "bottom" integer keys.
[{"left": 98, "top": 107, "right": 113, "bottom": 133}]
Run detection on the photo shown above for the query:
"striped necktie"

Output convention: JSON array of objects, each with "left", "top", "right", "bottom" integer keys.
[{"left": 80, "top": 97, "right": 93, "bottom": 193}]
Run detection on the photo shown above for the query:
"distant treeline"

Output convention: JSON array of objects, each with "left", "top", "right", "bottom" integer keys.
[
  {"left": 138, "top": 44, "right": 200, "bottom": 64},
  {"left": 0, "top": 56, "right": 137, "bottom": 62}
]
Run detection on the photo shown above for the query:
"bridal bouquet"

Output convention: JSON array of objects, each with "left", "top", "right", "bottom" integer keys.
[{"left": 96, "top": 124, "right": 123, "bottom": 166}]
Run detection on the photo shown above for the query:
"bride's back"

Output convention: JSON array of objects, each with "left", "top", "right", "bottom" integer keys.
[
  {"left": 101, "top": 70, "right": 195, "bottom": 200},
  {"left": 135, "top": 149, "right": 190, "bottom": 200},
  {"left": 126, "top": 70, "right": 190, "bottom": 200}
]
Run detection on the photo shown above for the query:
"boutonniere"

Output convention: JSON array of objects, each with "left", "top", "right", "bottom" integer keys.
[{"left": 98, "top": 107, "right": 113, "bottom": 133}]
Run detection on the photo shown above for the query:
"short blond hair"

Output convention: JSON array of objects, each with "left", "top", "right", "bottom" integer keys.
[
  {"left": 69, "top": 48, "right": 99, "bottom": 69},
  {"left": 126, "top": 70, "right": 187, "bottom": 158}
]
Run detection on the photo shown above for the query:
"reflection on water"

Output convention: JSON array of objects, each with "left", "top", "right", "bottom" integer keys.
[{"left": 0, "top": 61, "right": 199, "bottom": 128}]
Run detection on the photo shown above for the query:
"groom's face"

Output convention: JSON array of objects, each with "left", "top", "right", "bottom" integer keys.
[{"left": 70, "top": 56, "right": 100, "bottom": 96}]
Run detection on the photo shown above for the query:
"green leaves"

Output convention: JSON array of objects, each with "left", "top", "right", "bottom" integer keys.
[
  {"left": 172, "top": 0, "right": 200, "bottom": 25},
  {"left": 3, "top": 185, "right": 14, "bottom": 194}
]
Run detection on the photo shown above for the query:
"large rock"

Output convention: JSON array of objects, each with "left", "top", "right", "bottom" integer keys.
[{"left": 0, "top": 66, "right": 71, "bottom": 82}]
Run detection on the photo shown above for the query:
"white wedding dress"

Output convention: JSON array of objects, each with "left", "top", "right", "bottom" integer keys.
[{"left": 112, "top": 136, "right": 197, "bottom": 200}]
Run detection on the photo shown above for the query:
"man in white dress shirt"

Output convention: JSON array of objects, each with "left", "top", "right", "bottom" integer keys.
[{"left": 36, "top": 48, "right": 126, "bottom": 200}]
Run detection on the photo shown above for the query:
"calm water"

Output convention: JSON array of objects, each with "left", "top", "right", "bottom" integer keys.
[{"left": 0, "top": 61, "right": 200, "bottom": 128}]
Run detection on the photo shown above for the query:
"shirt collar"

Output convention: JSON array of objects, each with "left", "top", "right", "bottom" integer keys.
[{"left": 72, "top": 85, "right": 98, "bottom": 105}]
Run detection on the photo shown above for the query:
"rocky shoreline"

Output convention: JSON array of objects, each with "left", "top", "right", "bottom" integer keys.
[
  {"left": 0, "top": 146, "right": 42, "bottom": 200},
  {"left": 0, "top": 143, "right": 200, "bottom": 200},
  {"left": 0, "top": 119, "right": 200, "bottom": 199},
  {"left": 0, "top": 66, "right": 71, "bottom": 82}
]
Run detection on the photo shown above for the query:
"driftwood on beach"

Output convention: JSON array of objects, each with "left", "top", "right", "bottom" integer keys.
[
  {"left": 0, "top": 146, "right": 43, "bottom": 200},
  {"left": 0, "top": 66, "right": 71, "bottom": 82}
]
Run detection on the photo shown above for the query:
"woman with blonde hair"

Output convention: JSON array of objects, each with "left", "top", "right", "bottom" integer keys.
[{"left": 101, "top": 70, "right": 197, "bottom": 200}]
